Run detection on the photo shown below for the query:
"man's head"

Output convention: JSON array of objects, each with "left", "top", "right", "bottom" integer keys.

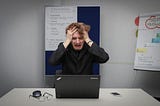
[{"left": 66, "top": 22, "right": 90, "bottom": 51}]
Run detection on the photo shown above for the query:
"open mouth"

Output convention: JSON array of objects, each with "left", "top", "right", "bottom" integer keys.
[
  {"left": 75, "top": 45, "right": 81, "bottom": 47},
  {"left": 74, "top": 45, "right": 82, "bottom": 49}
]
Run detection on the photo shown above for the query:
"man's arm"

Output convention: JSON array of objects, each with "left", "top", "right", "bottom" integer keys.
[
  {"left": 63, "top": 26, "right": 77, "bottom": 48},
  {"left": 48, "top": 43, "right": 66, "bottom": 66},
  {"left": 83, "top": 27, "right": 109, "bottom": 63},
  {"left": 49, "top": 27, "right": 78, "bottom": 65},
  {"left": 88, "top": 42, "right": 109, "bottom": 63}
]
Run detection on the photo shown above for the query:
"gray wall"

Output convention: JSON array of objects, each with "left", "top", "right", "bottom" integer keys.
[{"left": 0, "top": 0, "right": 160, "bottom": 97}]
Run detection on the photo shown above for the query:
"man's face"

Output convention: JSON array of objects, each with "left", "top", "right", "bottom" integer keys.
[{"left": 71, "top": 31, "right": 84, "bottom": 51}]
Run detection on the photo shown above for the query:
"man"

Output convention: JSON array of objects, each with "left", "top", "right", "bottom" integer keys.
[{"left": 49, "top": 22, "right": 109, "bottom": 75}]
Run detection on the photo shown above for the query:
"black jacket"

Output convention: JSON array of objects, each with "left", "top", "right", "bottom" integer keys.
[{"left": 49, "top": 42, "right": 109, "bottom": 75}]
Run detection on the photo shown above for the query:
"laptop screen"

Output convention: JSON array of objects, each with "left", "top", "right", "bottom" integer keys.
[{"left": 54, "top": 75, "right": 100, "bottom": 98}]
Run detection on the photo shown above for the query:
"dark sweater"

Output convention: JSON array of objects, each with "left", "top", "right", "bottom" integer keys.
[{"left": 49, "top": 42, "right": 109, "bottom": 75}]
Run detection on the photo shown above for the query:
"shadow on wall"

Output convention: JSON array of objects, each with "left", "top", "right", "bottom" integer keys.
[{"left": 44, "top": 76, "right": 55, "bottom": 88}]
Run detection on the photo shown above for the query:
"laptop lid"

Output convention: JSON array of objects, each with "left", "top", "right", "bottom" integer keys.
[{"left": 55, "top": 75, "right": 100, "bottom": 98}]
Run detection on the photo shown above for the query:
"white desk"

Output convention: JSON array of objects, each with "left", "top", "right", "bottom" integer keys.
[{"left": 0, "top": 88, "right": 159, "bottom": 106}]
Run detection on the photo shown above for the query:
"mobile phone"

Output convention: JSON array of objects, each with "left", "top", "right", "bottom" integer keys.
[{"left": 111, "top": 92, "right": 120, "bottom": 96}]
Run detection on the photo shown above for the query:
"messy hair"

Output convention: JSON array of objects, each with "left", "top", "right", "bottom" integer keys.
[{"left": 65, "top": 22, "right": 90, "bottom": 34}]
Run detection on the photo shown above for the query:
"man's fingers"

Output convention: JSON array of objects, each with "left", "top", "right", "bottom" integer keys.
[
  {"left": 71, "top": 27, "right": 77, "bottom": 33},
  {"left": 68, "top": 27, "right": 78, "bottom": 35},
  {"left": 72, "top": 28, "right": 78, "bottom": 34}
]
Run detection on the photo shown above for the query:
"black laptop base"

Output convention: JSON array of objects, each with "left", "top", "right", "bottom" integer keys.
[{"left": 55, "top": 75, "right": 100, "bottom": 98}]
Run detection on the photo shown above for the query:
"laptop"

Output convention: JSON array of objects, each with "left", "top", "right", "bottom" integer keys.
[{"left": 54, "top": 75, "right": 100, "bottom": 98}]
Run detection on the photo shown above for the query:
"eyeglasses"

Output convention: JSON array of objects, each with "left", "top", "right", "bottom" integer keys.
[{"left": 29, "top": 90, "right": 53, "bottom": 102}]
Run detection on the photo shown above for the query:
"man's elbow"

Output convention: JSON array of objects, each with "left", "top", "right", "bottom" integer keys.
[
  {"left": 48, "top": 58, "right": 56, "bottom": 66},
  {"left": 100, "top": 54, "right": 109, "bottom": 63}
]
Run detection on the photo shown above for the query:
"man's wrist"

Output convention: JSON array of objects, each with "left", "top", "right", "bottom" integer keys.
[
  {"left": 87, "top": 40, "right": 93, "bottom": 44},
  {"left": 85, "top": 38, "right": 91, "bottom": 43},
  {"left": 63, "top": 39, "right": 71, "bottom": 48},
  {"left": 86, "top": 40, "right": 93, "bottom": 47}
]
